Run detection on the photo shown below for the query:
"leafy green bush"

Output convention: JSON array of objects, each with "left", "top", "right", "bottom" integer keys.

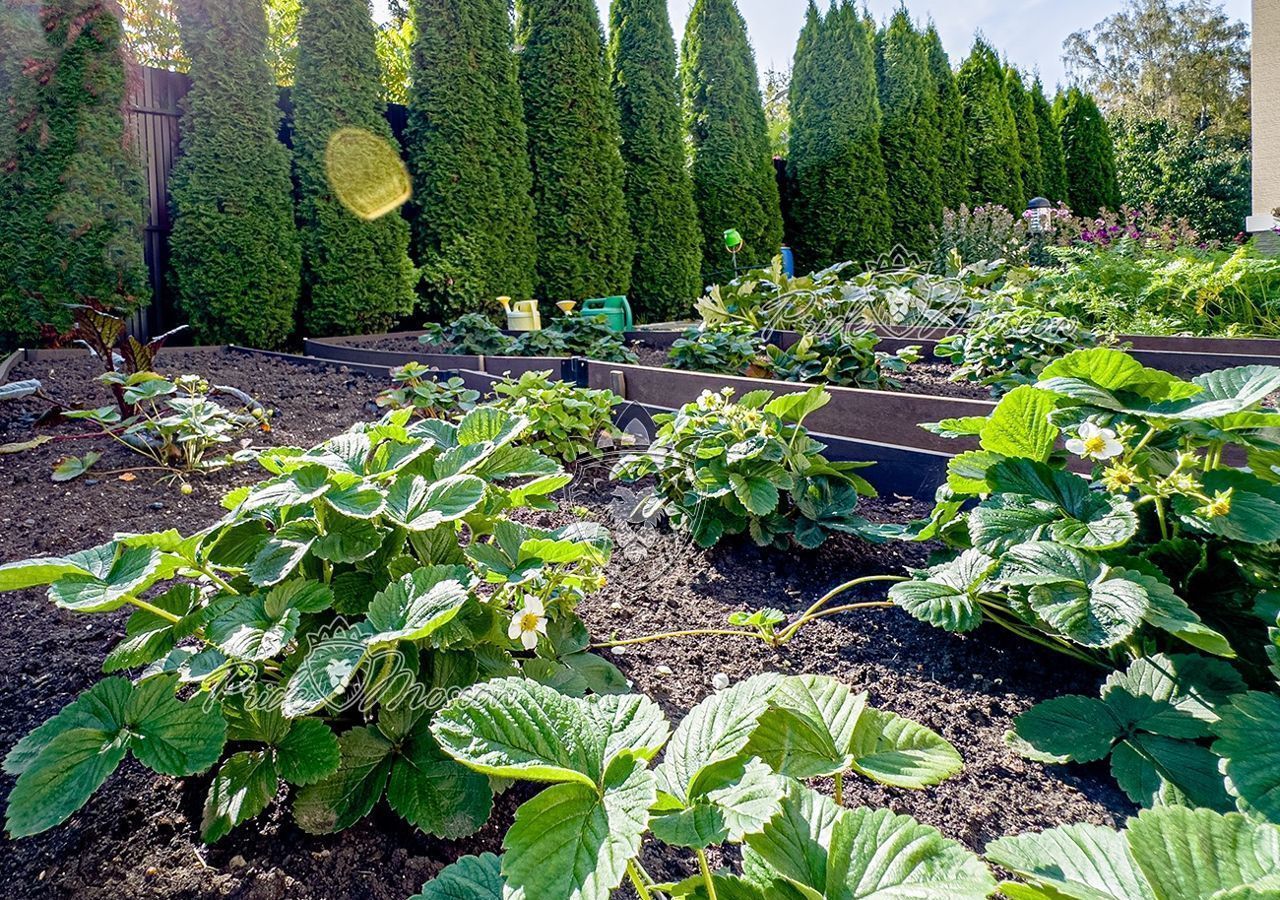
[
  {"left": 491, "top": 370, "right": 623, "bottom": 462},
  {"left": 667, "top": 323, "right": 762, "bottom": 375},
  {"left": 375, "top": 365, "right": 479, "bottom": 419},
  {"left": 935, "top": 290, "right": 1098, "bottom": 395},
  {"left": 420, "top": 314, "right": 508, "bottom": 355},
  {"left": 762, "top": 330, "right": 899, "bottom": 390},
  {"left": 422, "top": 314, "right": 637, "bottom": 362},
  {"left": 1055, "top": 86, "right": 1120, "bottom": 218},
  {"left": 413, "top": 673, "right": 984, "bottom": 900},
  {"left": 956, "top": 38, "right": 1023, "bottom": 212},
  {"left": 0, "top": 406, "right": 624, "bottom": 840},
  {"left": 613, "top": 386, "right": 884, "bottom": 549}
]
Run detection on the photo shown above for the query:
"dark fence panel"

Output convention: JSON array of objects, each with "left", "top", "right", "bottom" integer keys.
[{"left": 124, "top": 65, "right": 410, "bottom": 340}]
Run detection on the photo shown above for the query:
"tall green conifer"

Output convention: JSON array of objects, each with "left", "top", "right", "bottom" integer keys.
[
  {"left": 1032, "top": 77, "right": 1069, "bottom": 202},
  {"left": 1055, "top": 86, "right": 1120, "bottom": 216},
  {"left": 681, "top": 0, "right": 783, "bottom": 280},
  {"left": 518, "top": 0, "right": 631, "bottom": 302},
  {"left": 1005, "top": 65, "right": 1043, "bottom": 200},
  {"left": 170, "top": 0, "right": 300, "bottom": 347},
  {"left": 956, "top": 37, "right": 1023, "bottom": 211},
  {"left": 609, "top": 0, "right": 702, "bottom": 320},
  {"left": 407, "top": 0, "right": 537, "bottom": 319},
  {"left": 877, "top": 10, "right": 942, "bottom": 259},
  {"left": 924, "top": 24, "right": 969, "bottom": 211},
  {"left": 0, "top": 0, "right": 148, "bottom": 348},
  {"left": 293, "top": 0, "right": 417, "bottom": 336}
]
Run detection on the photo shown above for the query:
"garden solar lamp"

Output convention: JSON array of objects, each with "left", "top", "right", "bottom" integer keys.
[
  {"left": 1026, "top": 197, "right": 1053, "bottom": 234},
  {"left": 724, "top": 227, "right": 744, "bottom": 276}
]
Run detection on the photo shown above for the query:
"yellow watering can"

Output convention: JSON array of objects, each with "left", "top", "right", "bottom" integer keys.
[{"left": 498, "top": 296, "right": 541, "bottom": 331}]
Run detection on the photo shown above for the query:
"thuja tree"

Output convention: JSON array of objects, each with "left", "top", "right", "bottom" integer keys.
[
  {"left": 924, "top": 24, "right": 969, "bottom": 212},
  {"left": 1005, "top": 65, "right": 1043, "bottom": 200},
  {"left": 518, "top": 0, "right": 631, "bottom": 301},
  {"left": 1056, "top": 86, "right": 1120, "bottom": 217},
  {"left": 407, "top": 0, "right": 536, "bottom": 318},
  {"left": 608, "top": 0, "right": 702, "bottom": 320},
  {"left": 0, "top": 0, "right": 148, "bottom": 349},
  {"left": 169, "top": 0, "right": 300, "bottom": 348},
  {"left": 1032, "top": 76, "right": 1069, "bottom": 203},
  {"left": 293, "top": 0, "right": 417, "bottom": 336},
  {"left": 876, "top": 9, "right": 942, "bottom": 260},
  {"left": 788, "top": 2, "right": 890, "bottom": 270},
  {"left": 957, "top": 37, "right": 1023, "bottom": 212},
  {"left": 682, "top": 0, "right": 783, "bottom": 279}
]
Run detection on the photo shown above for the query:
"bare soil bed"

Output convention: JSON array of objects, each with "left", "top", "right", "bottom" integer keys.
[{"left": 0, "top": 349, "right": 1127, "bottom": 899}]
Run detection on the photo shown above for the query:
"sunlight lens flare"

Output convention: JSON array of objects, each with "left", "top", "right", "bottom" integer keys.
[{"left": 324, "top": 127, "right": 411, "bottom": 220}]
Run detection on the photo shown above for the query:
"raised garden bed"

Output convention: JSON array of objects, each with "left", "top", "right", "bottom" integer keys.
[{"left": 0, "top": 347, "right": 1131, "bottom": 898}]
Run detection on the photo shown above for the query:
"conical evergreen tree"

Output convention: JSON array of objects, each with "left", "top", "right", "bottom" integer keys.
[
  {"left": 924, "top": 24, "right": 969, "bottom": 211},
  {"left": 407, "top": 0, "right": 536, "bottom": 319},
  {"left": 609, "top": 0, "right": 702, "bottom": 320},
  {"left": 788, "top": 2, "right": 889, "bottom": 270},
  {"left": 681, "top": 0, "right": 783, "bottom": 280},
  {"left": 170, "top": 0, "right": 300, "bottom": 347},
  {"left": 517, "top": 0, "right": 631, "bottom": 302},
  {"left": 0, "top": 0, "right": 148, "bottom": 348},
  {"left": 1055, "top": 86, "right": 1120, "bottom": 216},
  {"left": 1032, "top": 77, "right": 1069, "bottom": 202},
  {"left": 293, "top": 0, "right": 417, "bottom": 336},
  {"left": 1005, "top": 65, "right": 1043, "bottom": 201},
  {"left": 956, "top": 37, "right": 1022, "bottom": 211},
  {"left": 876, "top": 9, "right": 942, "bottom": 259}
]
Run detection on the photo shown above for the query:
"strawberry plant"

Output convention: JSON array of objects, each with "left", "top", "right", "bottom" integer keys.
[
  {"left": 667, "top": 323, "right": 763, "bottom": 376},
  {"left": 761, "top": 330, "right": 900, "bottom": 391},
  {"left": 375, "top": 364, "right": 480, "bottom": 419},
  {"left": 0, "top": 406, "right": 626, "bottom": 841},
  {"left": 420, "top": 313, "right": 509, "bottom": 355},
  {"left": 490, "top": 370, "right": 625, "bottom": 463},
  {"left": 612, "top": 386, "right": 886, "bottom": 549},
  {"left": 413, "top": 673, "right": 987, "bottom": 900},
  {"left": 509, "top": 315, "right": 636, "bottom": 363}
]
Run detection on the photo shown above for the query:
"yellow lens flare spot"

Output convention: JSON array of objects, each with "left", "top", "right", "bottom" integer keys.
[{"left": 324, "top": 127, "right": 411, "bottom": 221}]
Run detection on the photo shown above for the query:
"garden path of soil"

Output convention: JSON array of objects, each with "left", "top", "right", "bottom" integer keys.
[{"left": 0, "top": 349, "right": 1127, "bottom": 899}]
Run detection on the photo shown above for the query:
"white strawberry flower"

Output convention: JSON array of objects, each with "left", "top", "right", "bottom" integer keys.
[
  {"left": 508, "top": 597, "right": 548, "bottom": 651},
  {"left": 1066, "top": 422, "right": 1123, "bottom": 461}
]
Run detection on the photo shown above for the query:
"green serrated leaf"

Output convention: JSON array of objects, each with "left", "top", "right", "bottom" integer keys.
[{"left": 200, "top": 750, "right": 278, "bottom": 843}]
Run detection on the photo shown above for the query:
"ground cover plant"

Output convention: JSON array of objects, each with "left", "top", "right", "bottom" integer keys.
[
  {"left": 612, "top": 386, "right": 889, "bottom": 550},
  {"left": 375, "top": 364, "right": 480, "bottom": 419},
  {"left": 420, "top": 313, "right": 637, "bottom": 363},
  {"left": 0, "top": 404, "right": 630, "bottom": 842},
  {"left": 490, "top": 370, "right": 625, "bottom": 463}
]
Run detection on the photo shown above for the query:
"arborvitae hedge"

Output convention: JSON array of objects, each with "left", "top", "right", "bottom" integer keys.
[
  {"left": 169, "top": 0, "right": 300, "bottom": 347},
  {"left": 957, "top": 38, "right": 1023, "bottom": 212},
  {"left": 924, "top": 24, "right": 969, "bottom": 212},
  {"left": 1032, "top": 77, "right": 1069, "bottom": 203},
  {"left": 876, "top": 10, "right": 942, "bottom": 259},
  {"left": 407, "top": 0, "right": 536, "bottom": 319},
  {"left": 1005, "top": 66, "right": 1043, "bottom": 200},
  {"left": 293, "top": 0, "right": 417, "bottom": 336},
  {"left": 608, "top": 0, "right": 702, "bottom": 320},
  {"left": 517, "top": 0, "right": 631, "bottom": 302},
  {"left": 682, "top": 0, "right": 783, "bottom": 280},
  {"left": 0, "top": 0, "right": 148, "bottom": 349},
  {"left": 1056, "top": 87, "right": 1120, "bottom": 217},
  {"left": 788, "top": 2, "right": 890, "bottom": 270}
]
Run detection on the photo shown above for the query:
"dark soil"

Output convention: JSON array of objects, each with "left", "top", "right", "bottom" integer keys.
[{"left": 0, "top": 350, "right": 1128, "bottom": 899}]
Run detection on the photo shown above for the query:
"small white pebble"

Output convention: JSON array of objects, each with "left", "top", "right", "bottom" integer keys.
[
  {"left": 711, "top": 672, "right": 730, "bottom": 690},
  {"left": 655, "top": 664, "right": 673, "bottom": 676},
  {"left": 609, "top": 601, "right": 623, "bottom": 611},
  {"left": 611, "top": 646, "right": 627, "bottom": 656}
]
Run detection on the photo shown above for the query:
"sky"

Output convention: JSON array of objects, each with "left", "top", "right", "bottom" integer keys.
[{"left": 587, "top": 0, "right": 1254, "bottom": 90}]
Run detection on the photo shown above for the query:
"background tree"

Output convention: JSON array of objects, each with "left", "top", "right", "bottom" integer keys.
[
  {"left": 1032, "top": 77, "right": 1069, "bottom": 202},
  {"left": 0, "top": 0, "right": 148, "bottom": 349},
  {"left": 293, "top": 0, "right": 417, "bottom": 336},
  {"left": 1064, "top": 0, "right": 1250, "bottom": 138},
  {"left": 762, "top": 67, "right": 790, "bottom": 158},
  {"left": 1055, "top": 86, "right": 1121, "bottom": 216},
  {"left": 608, "top": 0, "right": 702, "bottom": 320},
  {"left": 169, "top": 0, "right": 300, "bottom": 347},
  {"left": 118, "top": 0, "right": 184, "bottom": 69},
  {"left": 406, "top": 0, "right": 536, "bottom": 319},
  {"left": 924, "top": 24, "right": 969, "bottom": 211},
  {"left": 518, "top": 0, "right": 631, "bottom": 302},
  {"left": 788, "top": 2, "right": 890, "bottom": 269},
  {"left": 877, "top": 9, "right": 942, "bottom": 259},
  {"left": 1114, "top": 118, "right": 1250, "bottom": 241},
  {"left": 682, "top": 0, "right": 783, "bottom": 279},
  {"left": 1004, "top": 66, "right": 1043, "bottom": 200},
  {"left": 956, "top": 37, "right": 1022, "bottom": 211}
]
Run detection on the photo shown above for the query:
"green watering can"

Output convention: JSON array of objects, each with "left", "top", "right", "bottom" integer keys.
[{"left": 581, "top": 295, "right": 633, "bottom": 332}]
